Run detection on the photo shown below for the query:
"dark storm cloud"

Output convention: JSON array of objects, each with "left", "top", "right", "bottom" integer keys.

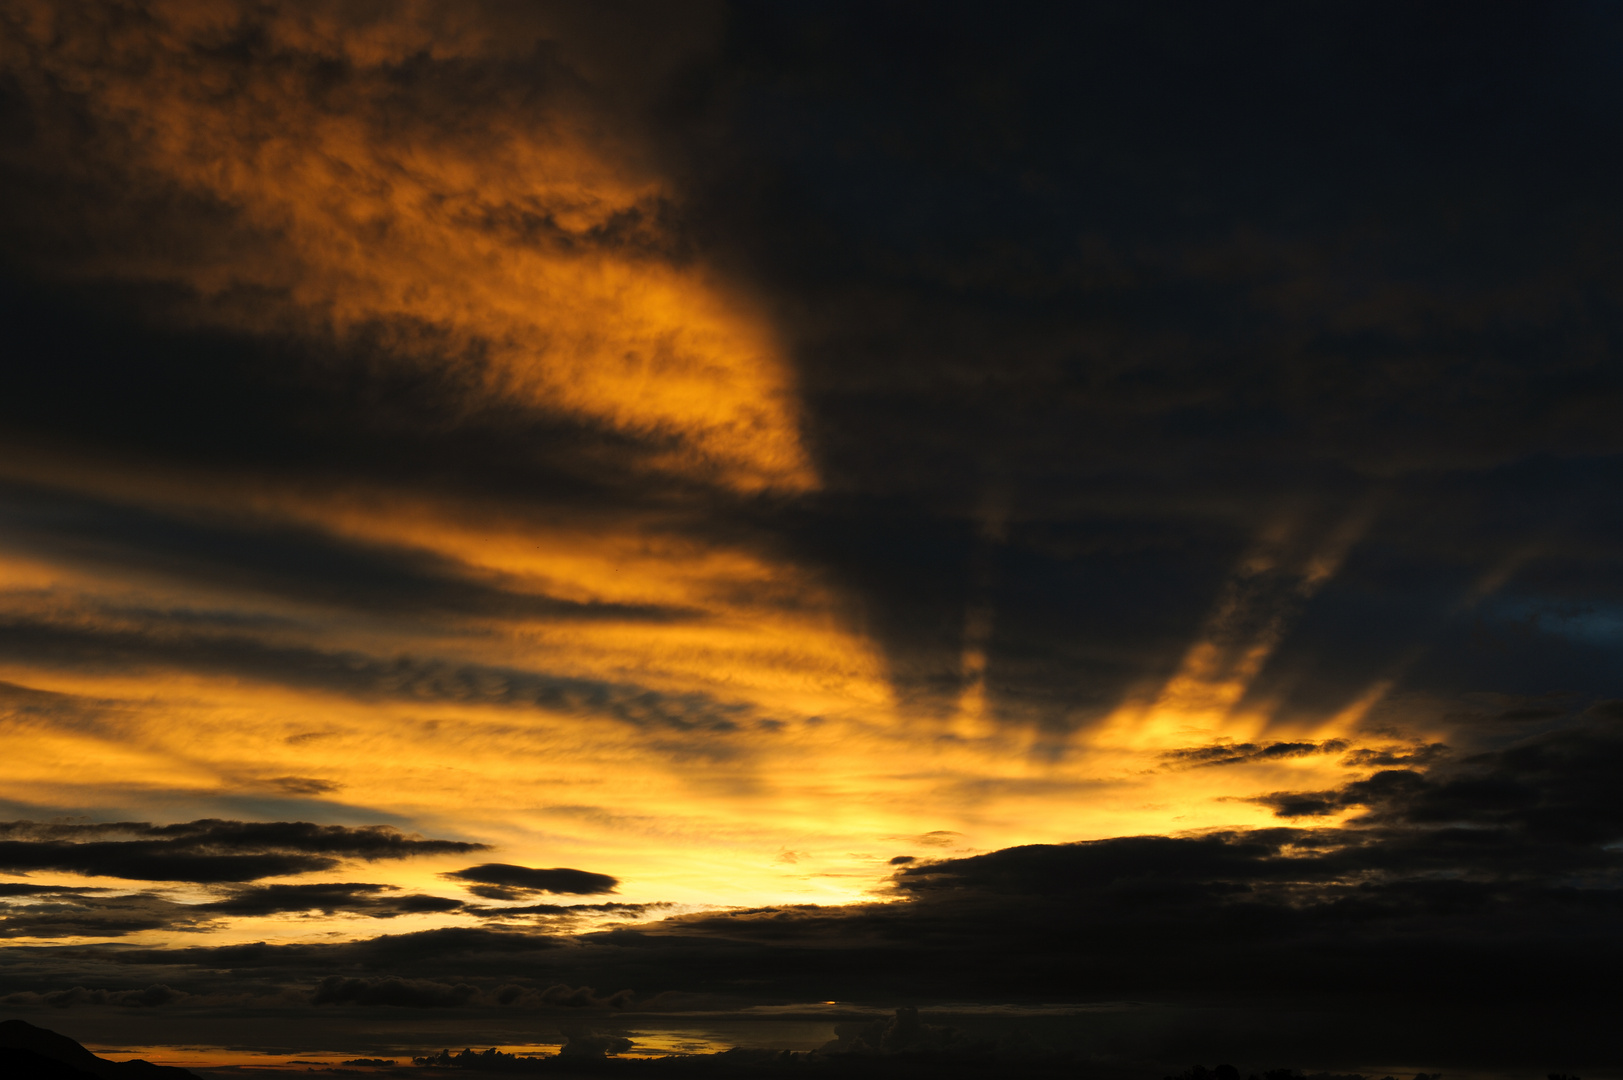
[
  {"left": 0, "top": 820, "right": 486, "bottom": 883},
  {"left": 0, "top": 615, "right": 771, "bottom": 733},
  {"left": 194, "top": 883, "right": 464, "bottom": 919},
  {"left": 445, "top": 865, "right": 619, "bottom": 897}
]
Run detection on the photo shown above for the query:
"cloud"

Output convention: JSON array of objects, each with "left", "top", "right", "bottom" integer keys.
[
  {"left": 469, "top": 902, "right": 665, "bottom": 921},
  {"left": 558, "top": 1029, "right": 634, "bottom": 1058},
  {"left": 1160, "top": 740, "right": 1351, "bottom": 768},
  {"left": 311, "top": 975, "right": 477, "bottom": 1009},
  {"left": 0, "top": 891, "right": 209, "bottom": 939},
  {"left": 884, "top": 831, "right": 961, "bottom": 848},
  {"left": 103, "top": 926, "right": 565, "bottom": 971},
  {"left": 0, "top": 479, "right": 696, "bottom": 626},
  {"left": 264, "top": 777, "right": 343, "bottom": 796},
  {"left": 0, "top": 614, "right": 771, "bottom": 733},
  {"left": 0, "top": 983, "right": 188, "bottom": 1008},
  {"left": 445, "top": 864, "right": 618, "bottom": 898},
  {"left": 0, "top": 0, "right": 808, "bottom": 494},
  {"left": 0, "top": 5, "right": 1621, "bottom": 1073},
  {"left": 1336, "top": 743, "right": 1450, "bottom": 768},
  {"left": 537, "top": 985, "right": 634, "bottom": 1010},
  {"left": 0, "top": 819, "right": 486, "bottom": 883},
  {"left": 194, "top": 883, "right": 464, "bottom": 919},
  {"left": 1248, "top": 708, "right": 1623, "bottom": 843}
]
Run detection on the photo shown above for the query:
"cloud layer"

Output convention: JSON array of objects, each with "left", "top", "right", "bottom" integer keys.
[
  {"left": 0, "top": 820, "right": 486, "bottom": 883},
  {"left": 2, "top": 2, "right": 1622, "bottom": 1073}
]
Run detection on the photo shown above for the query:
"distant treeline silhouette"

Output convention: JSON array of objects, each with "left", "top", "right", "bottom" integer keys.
[
  {"left": 1166, "top": 1067, "right": 1587, "bottom": 1080},
  {"left": 1166, "top": 1066, "right": 1443, "bottom": 1080}
]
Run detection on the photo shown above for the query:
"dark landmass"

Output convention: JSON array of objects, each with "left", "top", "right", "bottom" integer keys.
[
  {"left": 1, "top": 1047, "right": 103, "bottom": 1080},
  {"left": 0, "top": 1018, "right": 200, "bottom": 1080}
]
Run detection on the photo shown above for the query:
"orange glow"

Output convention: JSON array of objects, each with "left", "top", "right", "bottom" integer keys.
[
  {"left": 0, "top": 467, "right": 1437, "bottom": 935},
  {"left": 0, "top": 2, "right": 1448, "bottom": 955}
]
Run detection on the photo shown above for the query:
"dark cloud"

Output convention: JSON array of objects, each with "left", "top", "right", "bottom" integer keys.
[
  {"left": 311, "top": 975, "right": 477, "bottom": 1009},
  {"left": 1252, "top": 708, "right": 1623, "bottom": 842},
  {"left": 558, "top": 1029, "right": 634, "bottom": 1058},
  {"left": 265, "top": 777, "right": 343, "bottom": 796},
  {"left": 445, "top": 865, "right": 619, "bottom": 897},
  {"left": 1336, "top": 743, "right": 1450, "bottom": 768},
  {"left": 470, "top": 902, "right": 664, "bottom": 919},
  {"left": 537, "top": 985, "right": 634, "bottom": 1010},
  {"left": 0, "top": 892, "right": 208, "bottom": 939},
  {"left": 0, "top": 984, "right": 187, "bottom": 1009},
  {"left": 1161, "top": 740, "right": 1350, "bottom": 768},
  {"left": 194, "top": 883, "right": 464, "bottom": 919},
  {"left": 0, "top": 885, "right": 107, "bottom": 898},
  {"left": 0, "top": 820, "right": 486, "bottom": 883}
]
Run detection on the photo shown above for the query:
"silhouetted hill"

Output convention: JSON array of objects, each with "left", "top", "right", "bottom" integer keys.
[
  {"left": 0, "top": 1047, "right": 101, "bottom": 1080},
  {"left": 0, "top": 1019, "right": 200, "bottom": 1080}
]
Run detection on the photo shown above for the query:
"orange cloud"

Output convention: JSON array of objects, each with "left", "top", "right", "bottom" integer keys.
[{"left": 0, "top": 0, "right": 809, "bottom": 491}]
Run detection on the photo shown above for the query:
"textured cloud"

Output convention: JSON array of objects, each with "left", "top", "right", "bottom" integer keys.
[
  {"left": 311, "top": 975, "right": 478, "bottom": 1009},
  {"left": 0, "top": 984, "right": 188, "bottom": 1009},
  {"left": 0, "top": 0, "right": 807, "bottom": 493},
  {"left": 0, "top": 891, "right": 208, "bottom": 939},
  {"left": 1160, "top": 740, "right": 1351, "bottom": 769},
  {"left": 0, "top": 819, "right": 486, "bottom": 882},
  {"left": 445, "top": 864, "right": 618, "bottom": 899},
  {"left": 194, "top": 882, "right": 464, "bottom": 919}
]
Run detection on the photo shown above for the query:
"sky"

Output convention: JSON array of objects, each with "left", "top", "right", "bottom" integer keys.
[{"left": 1, "top": 1, "right": 1621, "bottom": 1076}]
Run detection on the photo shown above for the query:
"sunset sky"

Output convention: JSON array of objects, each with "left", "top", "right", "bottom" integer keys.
[{"left": 1, "top": 2, "right": 1621, "bottom": 1077}]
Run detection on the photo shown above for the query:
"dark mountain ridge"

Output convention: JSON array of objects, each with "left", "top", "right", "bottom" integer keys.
[{"left": 0, "top": 1018, "right": 200, "bottom": 1080}]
